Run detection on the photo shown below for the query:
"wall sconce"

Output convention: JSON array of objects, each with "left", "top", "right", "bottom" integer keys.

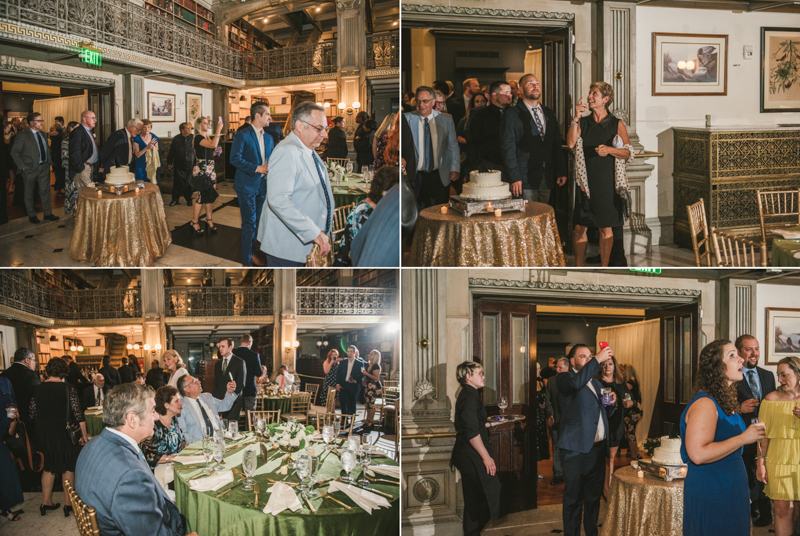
[
  {"left": 143, "top": 344, "right": 151, "bottom": 351},
  {"left": 70, "top": 344, "right": 77, "bottom": 352},
  {"left": 127, "top": 343, "right": 133, "bottom": 350},
  {"left": 134, "top": 344, "right": 140, "bottom": 350},
  {"left": 352, "top": 101, "right": 361, "bottom": 109},
  {"left": 77, "top": 344, "right": 83, "bottom": 352},
  {"left": 323, "top": 102, "right": 330, "bottom": 108},
  {"left": 284, "top": 341, "right": 300, "bottom": 353},
  {"left": 316, "top": 101, "right": 323, "bottom": 106},
  {"left": 155, "top": 343, "right": 162, "bottom": 351}
]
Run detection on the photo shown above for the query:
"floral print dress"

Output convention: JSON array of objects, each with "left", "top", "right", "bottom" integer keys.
[
  {"left": 141, "top": 416, "right": 185, "bottom": 468},
  {"left": 364, "top": 363, "right": 382, "bottom": 410}
]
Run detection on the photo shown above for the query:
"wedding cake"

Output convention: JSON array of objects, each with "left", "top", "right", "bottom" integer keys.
[
  {"left": 105, "top": 166, "right": 135, "bottom": 185},
  {"left": 651, "top": 436, "right": 685, "bottom": 465},
  {"left": 460, "top": 170, "right": 511, "bottom": 200}
]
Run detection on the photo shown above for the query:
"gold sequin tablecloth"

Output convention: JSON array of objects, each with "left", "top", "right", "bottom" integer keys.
[
  {"left": 408, "top": 202, "right": 565, "bottom": 267},
  {"left": 69, "top": 183, "right": 172, "bottom": 266},
  {"left": 600, "top": 466, "right": 683, "bottom": 536}
]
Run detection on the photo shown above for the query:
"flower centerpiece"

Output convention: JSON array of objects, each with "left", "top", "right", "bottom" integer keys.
[
  {"left": 642, "top": 437, "right": 662, "bottom": 457},
  {"left": 268, "top": 421, "right": 315, "bottom": 468}
]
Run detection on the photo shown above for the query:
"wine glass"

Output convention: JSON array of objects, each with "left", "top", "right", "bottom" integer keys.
[
  {"left": 296, "top": 453, "right": 311, "bottom": 491},
  {"left": 256, "top": 418, "right": 266, "bottom": 438},
  {"left": 341, "top": 449, "right": 357, "bottom": 483},
  {"left": 322, "top": 425, "right": 333, "bottom": 451},
  {"left": 346, "top": 161, "right": 353, "bottom": 174},
  {"left": 333, "top": 420, "right": 342, "bottom": 442},
  {"left": 752, "top": 418, "right": 766, "bottom": 460},
  {"left": 242, "top": 449, "right": 257, "bottom": 491},
  {"left": 357, "top": 445, "right": 371, "bottom": 485},
  {"left": 212, "top": 439, "right": 225, "bottom": 471},
  {"left": 498, "top": 397, "right": 508, "bottom": 416},
  {"left": 202, "top": 436, "right": 213, "bottom": 471}
]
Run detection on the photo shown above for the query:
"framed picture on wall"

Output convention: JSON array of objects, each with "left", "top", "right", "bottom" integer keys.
[
  {"left": 761, "top": 27, "right": 800, "bottom": 113},
  {"left": 186, "top": 93, "right": 203, "bottom": 125},
  {"left": 148, "top": 92, "right": 176, "bottom": 122},
  {"left": 652, "top": 33, "right": 728, "bottom": 96},
  {"left": 765, "top": 307, "right": 800, "bottom": 365}
]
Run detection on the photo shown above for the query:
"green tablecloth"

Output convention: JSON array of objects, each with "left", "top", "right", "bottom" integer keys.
[
  {"left": 331, "top": 175, "right": 369, "bottom": 208},
  {"left": 258, "top": 396, "right": 292, "bottom": 415},
  {"left": 84, "top": 412, "right": 104, "bottom": 436},
  {"left": 174, "top": 432, "right": 399, "bottom": 536},
  {"left": 772, "top": 238, "right": 800, "bottom": 266}
]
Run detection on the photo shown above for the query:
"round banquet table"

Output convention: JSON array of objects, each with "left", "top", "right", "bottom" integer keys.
[
  {"left": 771, "top": 238, "right": 800, "bottom": 267},
  {"left": 68, "top": 183, "right": 172, "bottom": 266},
  {"left": 84, "top": 412, "right": 104, "bottom": 437},
  {"left": 600, "top": 465, "right": 683, "bottom": 536},
  {"left": 408, "top": 202, "right": 565, "bottom": 267},
  {"left": 331, "top": 175, "right": 369, "bottom": 208},
  {"left": 257, "top": 395, "right": 292, "bottom": 415},
  {"left": 174, "top": 432, "right": 400, "bottom": 536}
]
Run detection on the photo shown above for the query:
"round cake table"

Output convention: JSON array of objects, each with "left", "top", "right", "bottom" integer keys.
[
  {"left": 68, "top": 183, "right": 172, "bottom": 266},
  {"left": 408, "top": 201, "right": 565, "bottom": 267},
  {"left": 84, "top": 411, "right": 104, "bottom": 437}
]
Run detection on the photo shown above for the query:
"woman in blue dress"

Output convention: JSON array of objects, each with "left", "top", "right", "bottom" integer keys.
[
  {"left": 681, "top": 339, "right": 766, "bottom": 536},
  {"left": 141, "top": 386, "right": 187, "bottom": 468},
  {"left": 133, "top": 119, "right": 159, "bottom": 182}
]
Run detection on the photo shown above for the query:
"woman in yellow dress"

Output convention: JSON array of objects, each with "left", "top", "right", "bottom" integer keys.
[{"left": 756, "top": 356, "right": 800, "bottom": 536}]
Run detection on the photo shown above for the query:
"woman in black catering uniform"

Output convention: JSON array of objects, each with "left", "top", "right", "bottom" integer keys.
[{"left": 451, "top": 361, "right": 502, "bottom": 535}]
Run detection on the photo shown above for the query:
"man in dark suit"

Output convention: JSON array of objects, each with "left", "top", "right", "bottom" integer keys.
[
  {"left": 166, "top": 122, "right": 194, "bottom": 207},
  {"left": 49, "top": 116, "right": 65, "bottom": 193},
  {"left": 118, "top": 356, "right": 136, "bottom": 384},
  {"left": 214, "top": 337, "right": 245, "bottom": 423},
  {"left": 145, "top": 361, "right": 166, "bottom": 390},
  {"left": 545, "top": 357, "right": 569, "bottom": 485},
  {"left": 327, "top": 117, "right": 348, "bottom": 159},
  {"left": 9, "top": 112, "right": 60, "bottom": 224},
  {"left": 501, "top": 74, "right": 568, "bottom": 204},
  {"left": 237, "top": 116, "right": 252, "bottom": 132},
  {"left": 335, "top": 345, "right": 366, "bottom": 416},
  {"left": 230, "top": 102, "right": 274, "bottom": 267},
  {"left": 65, "top": 355, "right": 88, "bottom": 387},
  {"left": 556, "top": 344, "right": 616, "bottom": 536},
  {"left": 0, "top": 347, "right": 40, "bottom": 425},
  {"left": 82, "top": 374, "right": 107, "bottom": 410},
  {"left": 98, "top": 355, "right": 122, "bottom": 390},
  {"left": 445, "top": 77, "right": 480, "bottom": 129},
  {"left": 98, "top": 118, "right": 142, "bottom": 180},
  {"left": 232, "top": 333, "right": 264, "bottom": 424},
  {"left": 466, "top": 80, "right": 514, "bottom": 175},
  {"left": 69, "top": 110, "right": 100, "bottom": 191},
  {"left": 76, "top": 384, "right": 197, "bottom": 536},
  {"left": 734, "top": 334, "right": 776, "bottom": 527}
]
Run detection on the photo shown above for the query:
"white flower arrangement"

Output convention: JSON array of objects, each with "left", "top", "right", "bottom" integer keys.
[{"left": 268, "top": 420, "right": 315, "bottom": 450}]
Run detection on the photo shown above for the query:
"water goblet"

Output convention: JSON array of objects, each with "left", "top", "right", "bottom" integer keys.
[
  {"left": 333, "top": 420, "right": 342, "bottom": 441},
  {"left": 306, "top": 456, "right": 321, "bottom": 498},
  {"left": 296, "top": 453, "right": 311, "bottom": 491},
  {"left": 346, "top": 162, "right": 353, "bottom": 174},
  {"left": 212, "top": 440, "right": 225, "bottom": 471},
  {"left": 213, "top": 428, "right": 225, "bottom": 444},
  {"left": 242, "top": 449, "right": 257, "bottom": 491},
  {"left": 256, "top": 418, "right": 266, "bottom": 438},
  {"left": 202, "top": 437, "right": 213, "bottom": 470},
  {"left": 347, "top": 434, "right": 360, "bottom": 453},
  {"left": 228, "top": 420, "right": 238, "bottom": 438},
  {"left": 357, "top": 445, "right": 371, "bottom": 485},
  {"left": 340, "top": 449, "right": 357, "bottom": 483},
  {"left": 322, "top": 425, "right": 333, "bottom": 451}
]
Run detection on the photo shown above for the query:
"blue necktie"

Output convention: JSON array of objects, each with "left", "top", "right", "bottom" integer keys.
[
  {"left": 423, "top": 118, "right": 433, "bottom": 172},
  {"left": 198, "top": 402, "right": 215, "bottom": 434},
  {"left": 531, "top": 106, "right": 545, "bottom": 141},
  {"left": 311, "top": 152, "right": 332, "bottom": 234},
  {"left": 748, "top": 370, "right": 761, "bottom": 401}
]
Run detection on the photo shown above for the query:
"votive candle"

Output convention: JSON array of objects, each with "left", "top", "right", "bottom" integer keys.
[
  {"left": 280, "top": 465, "right": 288, "bottom": 475},
  {"left": 134, "top": 187, "right": 140, "bottom": 195},
  {"left": 494, "top": 209, "right": 502, "bottom": 217},
  {"left": 637, "top": 470, "right": 644, "bottom": 478},
  {"left": 440, "top": 206, "right": 448, "bottom": 214},
  {"left": 97, "top": 190, "right": 102, "bottom": 198}
]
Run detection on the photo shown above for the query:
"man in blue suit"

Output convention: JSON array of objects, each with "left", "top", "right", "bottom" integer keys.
[
  {"left": 556, "top": 344, "right": 616, "bottom": 536},
  {"left": 403, "top": 86, "right": 460, "bottom": 209},
  {"left": 232, "top": 334, "right": 264, "bottom": 423},
  {"left": 335, "top": 345, "right": 366, "bottom": 416},
  {"left": 230, "top": 102, "right": 274, "bottom": 266},
  {"left": 75, "top": 383, "right": 196, "bottom": 536},
  {"left": 176, "top": 374, "right": 237, "bottom": 444}
]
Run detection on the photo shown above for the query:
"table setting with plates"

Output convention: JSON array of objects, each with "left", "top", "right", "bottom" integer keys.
[
  {"left": 770, "top": 226, "right": 800, "bottom": 266},
  {"left": 173, "top": 421, "right": 399, "bottom": 536},
  {"left": 328, "top": 161, "right": 371, "bottom": 208}
]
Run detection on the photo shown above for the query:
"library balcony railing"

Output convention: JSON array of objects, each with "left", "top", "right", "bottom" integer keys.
[
  {"left": 242, "top": 40, "right": 337, "bottom": 81},
  {"left": 164, "top": 286, "right": 274, "bottom": 318},
  {"left": 366, "top": 32, "right": 398, "bottom": 70},
  {"left": 296, "top": 287, "right": 396, "bottom": 316}
]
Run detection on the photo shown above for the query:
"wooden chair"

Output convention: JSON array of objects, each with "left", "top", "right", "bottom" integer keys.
[
  {"left": 628, "top": 211, "right": 653, "bottom": 255},
  {"left": 280, "top": 392, "right": 311, "bottom": 423},
  {"left": 64, "top": 478, "right": 100, "bottom": 536},
  {"left": 310, "top": 386, "right": 337, "bottom": 416},
  {"left": 247, "top": 410, "right": 281, "bottom": 429},
  {"left": 686, "top": 199, "right": 712, "bottom": 267},
  {"left": 757, "top": 189, "right": 800, "bottom": 245},
  {"left": 373, "top": 408, "right": 399, "bottom": 461},
  {"left": 711, "top": 227, "right": 768, "bottom": 267},
  {"left": 329, "top": 202, "right": 355, "bottom": 261},
  {"left": 305, "top": 383, "right": 321, "bottom": 405},
  {"left": 327, "top": 157, "right": 350, "bottom": 167},
  {"left": 314, "top": 411, "right": 355, "bottom": 435},
  {"left": 375, "top": 381, "right": 399, "bottom": 444}
]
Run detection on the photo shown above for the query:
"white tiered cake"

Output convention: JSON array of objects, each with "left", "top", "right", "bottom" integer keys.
[
  {"left": 460, "top": 170, "right": 511, "bottom": 200},
  {"left": 105, "top": 166, "right": 135, "bottom": 185},
  {"left": 651, "top": 436, "right": 685, "bottom": 465}
]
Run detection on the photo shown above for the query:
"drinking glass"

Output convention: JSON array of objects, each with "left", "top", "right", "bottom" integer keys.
[
  {"left": 296, "top": 453, "right": 311, "bottom": 491},
  {"left": 228, "top": 420, "right": 238, "bottom": 438},
  {"left": 202, "top": 436, "right": 213, "bottom": 470},
  {"left": 242, "top": 449, "right": 257, "bottom": 491},
  {"left": 212, "top": 440, "right": 225, "bottom": 470},
  {"left": 752, "top": 418, "right": 766, "bottom": 460},
  {"left": 256, "top": 418, "right": 266, "bottom": 437},
  {"left": 601, "top": 388, "right": 612, "bottom": 406},
  {"left": 357, "top": 445, "right": 371, "bottom": 485},
  {"left": 322, "top": 425, "right": 333, "bottom": 451},
  {"left": 6, "top": 403, "right": 17, "bottom": 419},
  {"left": 347, "top": 434, "right": 360, "bottom": 453},
  {"left": 306, "top": 456, "right": 321, "bottom": 498},
  {"left": 346, "top": 162, "right": 353, "bottom": 174},
  {"left": 341, "top": 449, "right": 357, "bottom": 483},
  {"left": 333, "top": 420, "right": 342, "bottom": 441},
  {"left": 498, "top": 397, "right": 508, "bottom": 415},
  {"left": 213, "top": 428, "right": 225, "bottom": 444}
]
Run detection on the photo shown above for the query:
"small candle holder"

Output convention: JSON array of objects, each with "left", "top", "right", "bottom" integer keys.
[
  {"left": 96, "top": 189, "right": 102, "bottom": 198},
  {"left": 494, "top": 209, "right": 502, "bottom": 217},
  {"left": 637, "top": 470, "right": 644, "bottom": 478},
  {"left": 487, "top": 202, "right": 493, "bottom": 211},
  {"left": 440, "top": 206, "right": 448, "bottom": 214},
  {"left": 280, "top": 465, "right": 288, "bottom": 475},
  {"left": 134, "top": 187, "right": 140, "bottom": 195}
]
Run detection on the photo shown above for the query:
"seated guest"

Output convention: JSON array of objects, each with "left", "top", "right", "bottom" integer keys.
[
  {"left": 352, "top": 183, "right": 400, "bottom": 267},
  {"left": 75, "top": 384, "right": 197, "bottom": 536},
  {"left": 118, "top": 356, "right": 136, "bottom": 384},
  {"left": 98, "top": 355, "right": 122, "bottom": 389},
  {"left": 136, "top": 373, "right": 154, "bottom": 392},
  {"left": 334, "top": 166, "right": 399, "bottom": 266},
  {"left": 176, "top": 375, "right": 237, "bottom": 444},
  {"left": 273, "top": 365, "right": 294, "bottom": 391},
  {"left": 146, "top": 361, "right": 166, "bottom": 390},
  {"left": 82, "top": 373, "right": 106, "bottom": 410},
  {"left": 141, "top": 386, "right": 186, "bottom": 467}
]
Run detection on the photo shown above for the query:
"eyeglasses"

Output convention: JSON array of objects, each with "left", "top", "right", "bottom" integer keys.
[
  {"left": 300, "top": 120, "right": 329, "bottom": 133},
  {"left": 416, "top": 98, "right": 433, "bottom": 104}
]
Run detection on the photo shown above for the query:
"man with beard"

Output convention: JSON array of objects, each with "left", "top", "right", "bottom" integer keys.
[
  {"left": 734, "top": 334, "right": 776, "bottom": 528},
  {"left": 446, "top": 78, "right": 480, "bottom": 129},
  {"left": 467, "top": 81, "right": 514, "bottom": 178},
  {"left": 500, "top": 74, "right": 567, "bottom": 204}
]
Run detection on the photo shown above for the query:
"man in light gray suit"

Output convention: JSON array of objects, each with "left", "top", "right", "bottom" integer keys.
[
  {"left": 75, "top": 384, "right": 197, "bottom": 536},
  {"left": 176, "top": 374, "right": 237, "bottom": 444},
  {"left": 9, "top": 112, "right": 59, "bottom": 224},
  {"left": 404, "top": 86, "right": 460, "bottom": 209},
  {"left": 257, "top": 101, "right": 334, "bottom": 267}
]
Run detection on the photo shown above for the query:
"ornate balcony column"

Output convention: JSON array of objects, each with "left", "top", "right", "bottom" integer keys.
[
  {"left": 336, "top": 0, "right": 367, "bottom": 147},
  {"left": 273, "top": 270, "right": 297, "bottom": 374},
  {"left": 140, "top": 269, "right": 166, "bottom": 369}
]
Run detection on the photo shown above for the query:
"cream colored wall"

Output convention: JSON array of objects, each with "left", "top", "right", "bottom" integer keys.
[{"left": 410, "top": 29, "right": 436, "bottom": 91}]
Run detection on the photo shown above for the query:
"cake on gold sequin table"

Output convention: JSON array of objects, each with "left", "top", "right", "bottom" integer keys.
[
  {"left": 69, "top": 183, "right": 172, "bottom": 267},
  {"left": 408, "top": 202, "right": 565, "bottom": 267},
  {"left": 600, "top": 465, "right": 683, "bottom": 536}
]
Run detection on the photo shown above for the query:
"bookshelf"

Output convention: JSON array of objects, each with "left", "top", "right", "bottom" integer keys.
[
  {"left": 145, "top": 0, "right": 216, "bottom": 40},
  {"left": 353, "top": 270, "right": 397, "bottom": 288},
  {"left": 31, "top": 269, "right": 85, "bottom": 290},
  {"left": 227, "top": 19, "right": 269, "bottom": 52}
]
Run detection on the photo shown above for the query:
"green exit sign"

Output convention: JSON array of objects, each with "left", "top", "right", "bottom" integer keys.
[
  {"left": 80, "top": 48, "right": 102, "bottom": 66},
  {"left": 630, "top": 268, "right": 662, "bottom": 274}
]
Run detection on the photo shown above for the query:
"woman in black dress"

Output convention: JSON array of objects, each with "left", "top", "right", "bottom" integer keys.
[
  {"left": 620, "top": 363, "right": 643, "bottom": 460},
  {"left": 567, "top": 82, "right": 633, "bottom": 267},
  {"left": 191, "top": 116, "right": 224, "bottom": 235},
  {"left": 29, "top": 357, "right": 87, "bottom": 517},
  {"left": 535, "top": 363, "right": 550, "bottom": 477},
  {"left": 320, "top": 349, "right": 340, "bottom": 408},
  {"left": 451, "top": 361, "right": 502, "bottom": 536},
  {"left": 596, "top": 355, "right": 633, "bottom": 497},
  {"left": 362, "top": 350, "right": 382, "bottom": 429}
]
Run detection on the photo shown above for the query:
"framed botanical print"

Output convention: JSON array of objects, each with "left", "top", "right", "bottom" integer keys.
[
  {"left": 652, "top": 33, "right": 728, "bottom": 96},
  {"left": 186, "top": 93, "right": 203, "bottom": 125},
  {"left": 147, "top": 92, "right": 176, "bottom": 122},
  {"left": 761, "top": 27, "right": 800, "bottom": 113},
  {"left": 765, "top": 307, "right": 800, "bottom": 365}
]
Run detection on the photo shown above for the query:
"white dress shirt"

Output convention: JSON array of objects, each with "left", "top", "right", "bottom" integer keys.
[
  {"left": 94, "top": 385, "right": 104, "bottom": 404},
  {"left": 251, "top": 124, "right": 267, "bottom": 176},
  {"left": 345, "top": 358, "right": 356, "bottom": 382},
  {"left": 574, "top": 368, "right": 606, "bottom": 442},
  {"left": 416, "top": 110, "right": 440, "bottom": 172},
  {"left": 82, "top": 124, "right": 99, "bottom": 164},
  {"left": 107, "top": 427, "right": 144, "bottom": 453},
  {"left": 523, "top": 101, "right": 546, "bottom": 135},
  {"left": 183, "top": 396, "right": 219, "bottom": 431}
]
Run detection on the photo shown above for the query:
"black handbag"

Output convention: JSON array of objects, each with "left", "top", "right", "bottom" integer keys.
[
  {"left": 190, "top": 170, "right": 212, "bottom": 192},
  {"left": 65, "top": 386, "right": 82, "bottom": 446}
]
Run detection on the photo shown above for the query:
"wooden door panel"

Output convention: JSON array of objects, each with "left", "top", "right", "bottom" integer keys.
[{"left": 87, "top": 86, "right": 115, "bottom": 148}]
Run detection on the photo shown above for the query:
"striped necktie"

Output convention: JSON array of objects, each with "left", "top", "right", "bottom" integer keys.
[
  {"left": 531, "top": 106, "right": 545, "bottom": 141},
  {"left": 311, "top": 152, "right": 333, "bottom": 234},
  {"left": 424, "top": 118, "right": 433, "bottom": 172}
]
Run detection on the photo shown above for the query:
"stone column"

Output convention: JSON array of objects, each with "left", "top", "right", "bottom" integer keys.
[
  {"left": 401, "top": 269, "right": 461, "bottom": 535},
  {"left": 273, "top": 270, "right": 297, "bottom": 374},
  {"left": 336, "top": 0, "right": 367, "bottom": 149},
  {"left": 140, "top": 269, "right": 166, "bottom": 370}
]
